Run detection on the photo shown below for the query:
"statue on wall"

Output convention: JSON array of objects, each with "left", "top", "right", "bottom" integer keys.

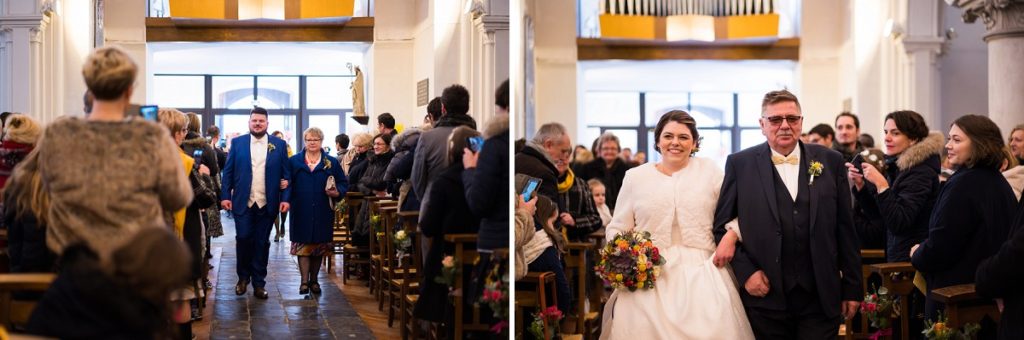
[{"left": 351, "top": 65, "right": 365, "bottom": 118}]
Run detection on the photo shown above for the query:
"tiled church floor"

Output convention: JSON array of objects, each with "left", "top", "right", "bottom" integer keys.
[{"left": 195, "top": 213, "right": 375, "bottom": 340}]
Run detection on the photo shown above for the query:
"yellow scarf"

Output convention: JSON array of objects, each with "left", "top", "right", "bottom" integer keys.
[
  {"left": 557, "top": 168, "right": 575, "bottom": 193},
  {"left": 174, "top": 151, "right": 194, "bottom": 239}
]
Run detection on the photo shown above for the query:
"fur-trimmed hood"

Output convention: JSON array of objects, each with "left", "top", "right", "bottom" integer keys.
[
  {"left": 896, "top": 131, "right": 944, "bottom": 171},
  {"left": 391, "top": 127, "right": 422, "bottom": 153},
  {"left": 482, "top": 114, "right": 509, "bottom": 139},
  {"left": 182, "top": 133, "right": 208, "bottom": 149}
]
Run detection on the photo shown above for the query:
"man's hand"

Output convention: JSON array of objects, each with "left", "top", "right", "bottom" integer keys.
[
  {"left": 280, "top": 179, "right": 288, "bottom": 190},
  {"left": 559, "top": 212, "right": 575, "bottom": 227},
  {"left": 280, "top": 202, "right": 290, "bottom": 213},
  {"left": 744, "top": 270, "right": 770, "bottom": 297},
  {"left": 842, "top": 300, "right": 860, "bottom": 320},
  {"left": 221, "top": 200, "right": 232, "bottom": 211},
  {"left": 462, "top": 148, "right": 479, "bottom": 169}
]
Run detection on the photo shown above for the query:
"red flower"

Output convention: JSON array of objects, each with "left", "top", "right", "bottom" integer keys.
[
  {"left": 490, "top": 320, "right": 508, "bottom": 334},
  {"left": 542, "top": 306, "right": 563, "bottom": 321},
  {"left": 864, "top": 303, "right": 877, "bottom": 312}
]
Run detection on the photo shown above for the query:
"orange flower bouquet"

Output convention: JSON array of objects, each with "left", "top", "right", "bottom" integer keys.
[{"left": 594, "top": 230, "right": 666, "bottom": 292}]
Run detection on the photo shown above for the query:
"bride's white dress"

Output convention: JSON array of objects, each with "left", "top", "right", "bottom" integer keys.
[{"left": 601, "top": 158, "right": 754, "bottom": 340}]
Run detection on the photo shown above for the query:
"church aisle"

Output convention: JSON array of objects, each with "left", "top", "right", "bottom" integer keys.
[{"left": 197, "top": 213, "right": 376, "bottom": 339}]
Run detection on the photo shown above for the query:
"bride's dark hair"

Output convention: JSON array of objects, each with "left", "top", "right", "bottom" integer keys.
[{"left": 654, "top": 110, "right": 700, "bottom": 155}]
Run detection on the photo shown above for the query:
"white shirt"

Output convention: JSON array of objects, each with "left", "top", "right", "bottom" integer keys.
[
  {"left": 249, "top": 134, "right": 268, "bottom": 208},
  {"left": 771, "top": 146, "right": 801, "bottom": 201}
]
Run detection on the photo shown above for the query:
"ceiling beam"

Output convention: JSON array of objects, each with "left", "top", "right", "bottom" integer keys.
[
  {"left": 145, "top": 16, "right": 373, "bottom": 42},
  {"left": 577, "top": 37, "right": 800, "bottom": 61}
]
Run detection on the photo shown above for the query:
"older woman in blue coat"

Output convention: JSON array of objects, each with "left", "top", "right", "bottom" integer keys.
[{"left": 288, "top": 127, "right": 348, "bottom": 295}]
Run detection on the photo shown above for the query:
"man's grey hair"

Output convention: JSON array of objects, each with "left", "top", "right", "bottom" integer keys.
[{"left": 532, "top": 122, "right": 568, "bottom": 145}]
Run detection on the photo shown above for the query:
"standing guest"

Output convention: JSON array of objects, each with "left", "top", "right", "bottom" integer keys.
[
  {"left": 849, "top": 111, "right": 942, "bottom": 262},
  {"left": 975, "top": 183, "right": 1024, "bottom": 339},
  {"left": 412, "top": 85, "right": 476, "bottom": 209},
  {"left": 4, "top": 148, "right": 55, "bottom": 274},
  {"left": 414, "top": 126, "right": 482, "bottom": 328},
  {"left": 911, "top": 115, "right": 1016, "bottom": 319},
  {"left": 833, "top": 112, "right": 864, "bottom": 160},
  {"left": 1008, "top": 124, "right": 1024, "bottom": 165},
  {"left": 377, "top": 113, "right": 398, "bottom": 137},
  {"left": 578, "top": 132, "right": 631, "bottom": 210},
  {"left": 588, "top": 179, "right": 612, "bottom": 228},
  {"left": 423, "top": 97, "right": 442, "bottom": 128},
  {"left": 335, "top": 134, "right": 350, "bottom": 159},
  {"left": 633, "top": 151, "right": 647, "bottom": 165},
  {"left": 0, "top": 114, "right": 42, "bottom": 189},
  {"left": 220, "top": 106, "right": 292, "bottom": 299},
  {"left": 158, "top": 107, "right": 218, "bottom": 333},
  {"left": 287, "top": 127, "right": 347, "bottom": 295},
  {"left": 271, "top": 130, "right": 293, "bottom": 242},
  {"left": 384, "top": 127, "right": 424, "bottom": 212},
  {"left": 343, "top": 132, "right": 372, "bottom": 177},
  {"left": 620, "top": 147, "right": 633, "bottom": 164},
  {"left": 37, "top": 46, "right": 191, "bottom": 259},
  {"left": 1001, "top": 148, "right": 1024, "bottom": 200},
  {"left": 207, "top": 125, "right": 228, "bottom": 171},
  {"left": 516, "top": 123, "right": 571, "bottom": 212},
  {"left": 860, "top": 133, "right": 876, "bottom": 149},
  {"left": 182, "top": 113, "right": 223, "bottom": 260},
  {"left": 555, "top": 158, "right": 602, "bottom": 242},
  {"left": 352, "top": 133, "right": 395, "bottom": 247},
  {"left": 807, "top": 124, "right": 836, "bottom": 147}
]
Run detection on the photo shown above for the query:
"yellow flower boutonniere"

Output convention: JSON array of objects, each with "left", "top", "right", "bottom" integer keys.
[
  {"left": 323, "top": 158, "right": 332, "bottom": 170},
  {"left": 808, "top": 161, "right": 824, "bottom": 186},
  {"left": 267, "top": 143, "right": 276, "bottom": 153}
]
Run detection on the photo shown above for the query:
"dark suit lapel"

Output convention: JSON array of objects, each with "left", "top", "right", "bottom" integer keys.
[
  {"left": 239, "top": 135, "right": 252, "bottom": 177},
  {"left": 756, "top": 143, "right": 782, "bottom": 225},
  {"left": 803, "top": 143, "right": 819, "bottom": 233}
]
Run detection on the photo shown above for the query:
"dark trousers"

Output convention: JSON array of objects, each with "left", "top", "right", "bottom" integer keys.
[
  {"left": 746, "top": 286, "right": 841, "bottom": 340},
  {"left": 527, "top": 247, "right": 571, "bottom": 315},
  {"left": 235, "top": 204, "right": 276, "bottom": 288}
]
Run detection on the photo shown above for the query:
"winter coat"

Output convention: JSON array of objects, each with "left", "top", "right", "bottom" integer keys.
[{"left": 463, "top": 115, "right": 509, "bottom": 251}]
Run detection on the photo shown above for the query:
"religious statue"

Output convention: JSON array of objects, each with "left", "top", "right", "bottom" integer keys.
[{"left": 351, "top": 66, "right": 366, "bottom": 117}]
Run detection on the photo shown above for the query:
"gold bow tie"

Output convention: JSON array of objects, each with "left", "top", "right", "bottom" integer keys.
[{"left": 771, "top": 154, "right": 799, "bottom": 165}]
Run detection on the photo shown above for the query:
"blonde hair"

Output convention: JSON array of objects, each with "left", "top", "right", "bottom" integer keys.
[
  {"left": 82, "top": 46, "right": 137, "bottom": 100},
  {"left": 2, "top": 114, "right": 42, "bottom": 144},
  {"left": 2, "top": 148, "right": 48, "bottom": 228},
  {"left": 352, "top": 132, "right": 373, "bottom": 148},
  {"left": 303, "top": 127, "right": 325, "bottom": 142},
  {"left": 185, "top": 112, "right": 201, "bottom": 134},
  {"left": 157, "top": 108, "right": 186, "bottom": 136}
]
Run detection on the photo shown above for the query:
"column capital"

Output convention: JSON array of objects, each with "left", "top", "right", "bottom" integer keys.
[{"left": 950, "top": 0, "right": 1024, "bottom": 41}]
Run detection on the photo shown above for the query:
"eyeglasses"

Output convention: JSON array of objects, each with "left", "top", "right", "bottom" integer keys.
[
  {"left": 763, "top": 115, "right": 803, "bottom": 126},
  {"left": 305, "top": 139, "right": 322, "bottom": 143}
]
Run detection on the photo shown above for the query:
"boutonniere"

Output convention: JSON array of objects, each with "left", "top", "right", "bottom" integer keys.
[
  {"left": 267, "top": 143, "right": 276, "bottom": 153},
  {"left": 808, "top": 161, "right": 824, "bottom": 186},
  {"left": 323, "top": 157, "right": 332, "bottom": 170}
]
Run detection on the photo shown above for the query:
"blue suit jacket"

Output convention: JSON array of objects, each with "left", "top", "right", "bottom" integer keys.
[
  {"left": 221, "top": 134, "right": 291, "bottom": 216},
  {"left": 713, "top": 142, "right": 862, "bottom": 318}
]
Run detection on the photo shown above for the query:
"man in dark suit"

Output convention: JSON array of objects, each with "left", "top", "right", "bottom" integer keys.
[
  {"left": 713, "top": 90, "right": 862, "bottom": 339},
  {"left": 221, "top": 107, "right": 292, "bottom": 299}
]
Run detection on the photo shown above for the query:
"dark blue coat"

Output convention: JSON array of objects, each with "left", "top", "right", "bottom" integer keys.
[
  {"left": 976, "top": 192, "right": 1024, "bottom": 340},
  {"left": 220, "top": 134, "right": 291, "bottom": 216},
  {"left": 912, "top": 166, "right": 1015, "bottom": 315},
  {"left": 286, "top": 151, "right": 348, "bottom": 244}
]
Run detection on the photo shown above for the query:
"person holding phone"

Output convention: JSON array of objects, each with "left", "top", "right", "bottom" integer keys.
[
  {"left": 286, "top": 127, "right": 347, "bottom": 295},
  {"left": 414, "top": 126, "right": 483, "bottom": 327},
  {"left": 36, "top": 46, "right": 192, "bottom": 261}
]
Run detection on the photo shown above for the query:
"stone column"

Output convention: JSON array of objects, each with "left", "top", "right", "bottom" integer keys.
[
  {"left": 472, "top": 2, "right": 509, "bottom": 124},
  {"left": 951, "top": 0, "right": 1024, "bottom": 129},
  {"left": 0, "top": 14, "right": 48, "bottom": 116}
]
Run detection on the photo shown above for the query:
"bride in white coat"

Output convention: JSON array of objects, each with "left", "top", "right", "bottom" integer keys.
[{"left": 601, "top": 110, "right": 754, "bottom": 340}]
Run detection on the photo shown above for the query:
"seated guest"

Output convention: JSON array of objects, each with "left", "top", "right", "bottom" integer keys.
[
  {"left": 911, "top": 115, "right": 1016, "bottom": 319},
  {"left": 3, "top": 149, "right": 55, "bottom": 274},
  {"left": 521, "top": 192, "right": 570, "bottom": 316},
  {"left": 27, "top": 228, "right": 192, "bottom": 339},
  {"left": 414, "top": 126, "right": 482, "bottom": 327}
]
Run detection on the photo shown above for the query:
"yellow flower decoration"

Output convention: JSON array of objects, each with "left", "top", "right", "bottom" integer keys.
[
  {"left": 267, "top": 143, "right": 276, "bottom": 153},
  {"left": 808, "top": 161, "right": 823, "bottom": 185},
  {"left": 323, "top": 157, "right": 332, "bottom": 170}
]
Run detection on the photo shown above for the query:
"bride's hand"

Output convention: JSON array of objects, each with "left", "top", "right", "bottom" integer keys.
[{"left": 713, "top": 239, "right": 735, "bottom": 267}]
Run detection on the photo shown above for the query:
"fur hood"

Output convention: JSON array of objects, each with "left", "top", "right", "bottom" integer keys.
[
  {"left": 896, "top": 131, "right": 944, "bottom": 171},
  {"left": 391, "top": 127, "right": 422, "bottom": 152},
  {"left": 182, "top": 132, "right": 209, "bottom": 148},
  {"left": 482, "top": 114, "right": 509, "bottom": 139}
]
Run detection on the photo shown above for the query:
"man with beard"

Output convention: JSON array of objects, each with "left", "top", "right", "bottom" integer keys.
[
  {"left": 832, "top": 112, "right": 864, "bottom": 160},
  {"left": 220, "top": 106, "right": 292, "bottom": 299}
]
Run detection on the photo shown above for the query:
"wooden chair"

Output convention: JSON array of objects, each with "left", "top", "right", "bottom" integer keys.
[
  {"left": 565, "top": 241, "right": 597, "bottom": 336},
  {"left": 841, "top": 249, "right": 887, "bottom": 339},
  {"left": 339, "top": 192, "right": 369, "bottom": 284},
  {"left": 326, "top": 194, "right": 356, "bottom": 274},
  {"left": 515, "top": 271, "right": 558, "bottom": 339},
  {"left": 0, "top": 273, "right": 56, "bottom": 330},
  {"left": 396, "top": 211, "right": 423, "bottom": 340},
  {"left": 930, "top": 284, "right": 1000, "bottom": 330},
  {"left": 367, "top": 197, "right": 397, "bottom": 300},
  {"left": 445, "top": 233, "right": 489, "bottom": 339},
  {"left": 869, "top": 262, "right": 917, "bottom": 340},
  {"left": 379, "top": 205, "right": 413, "bottom": 326}
]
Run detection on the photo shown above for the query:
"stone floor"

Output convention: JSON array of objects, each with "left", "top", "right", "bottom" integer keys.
[{"left": 206, "top": 213, "right": 375, "bottom": 340}]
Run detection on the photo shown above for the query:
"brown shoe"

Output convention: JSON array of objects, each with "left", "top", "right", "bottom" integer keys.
[
  {"left": 235, "top": 280, "right": 248, "bottom": 296},
  {"left": 254, "top": 287, "right": 269, "bottom": 299}
]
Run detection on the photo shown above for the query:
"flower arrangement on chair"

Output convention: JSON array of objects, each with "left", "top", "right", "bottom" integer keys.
[
  {"left": 922, "top": 311, "right": 980, "bottom": 340},
  {"left": 594, "top": 230, "right": 666, "bottom": 291},
  {"left": 434, "top": 255, "right": 461, "bottom": 297},
  {"left": 861, "top": 285, "right": 898, "bottom": 338},
  {"left": 528, "top": 306, "right": 563, "bottom": 340},
  {"left": 479, "top": 257, "right": 509, "bottom": 336}
]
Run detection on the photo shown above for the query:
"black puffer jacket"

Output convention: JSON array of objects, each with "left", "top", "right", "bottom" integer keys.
[
  {"left": 855, "top": 132, "right": 943, "bottom": 262},
  {"left": 357, "top": 150, "right": 395, "bottom": 196}
]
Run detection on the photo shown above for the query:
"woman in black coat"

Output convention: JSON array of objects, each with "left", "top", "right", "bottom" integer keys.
[
  {"left": 351, "top": 133, "right": 395, "bottom": 246},
  {"left": 976, "top": 195, "right": 1024, "bottom": 339},
  {"left": 577, "top": 133, "right": 631, "bottom": 210},
  {"left": 413, "top": 126, "right": 482, "bottom": 325},
  {"left": 850, "top": 111, "right": 942, "bottom": 262},
  {"left": 911, "top": 115, "right": 1017, "bottom": 319}
]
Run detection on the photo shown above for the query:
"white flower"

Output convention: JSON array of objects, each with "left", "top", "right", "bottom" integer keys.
[
  {"left": 861, "top": 149, "right": 871, "bottom": 156},
  {"left": 396, "top": 230, "right": 407, "bottom": 240},
  {"left": 869, "top": 154, "right": 878, "bottom": 162}
]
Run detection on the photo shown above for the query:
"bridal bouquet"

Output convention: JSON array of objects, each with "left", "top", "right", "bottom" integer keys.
[{"left": 594, "top": 230, "right": 666, "bottom": 291}]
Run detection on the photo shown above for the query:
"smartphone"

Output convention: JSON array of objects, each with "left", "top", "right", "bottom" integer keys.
[
  {"left": 192, "top": 149, "right": 204, "bottom": 170},
  {"left": 521, "top": 178, "right": 541, "bottom": 202},
  {"left": 467, "top": 136, "right": 485, "bottom": 153},
  {"left": 850, "top": 153, "right": 864, "bottom": 170},
  {"left": 139, "top": 105, "right": 159, "bottom": 121}
]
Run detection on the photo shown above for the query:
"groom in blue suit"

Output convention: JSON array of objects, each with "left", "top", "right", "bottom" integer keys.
[
  {"left": 221, "top": 107, "right": 291, "bottom": 299},
  {"left": 713, "top": 90, "right": 861, "bottom": 339}
]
